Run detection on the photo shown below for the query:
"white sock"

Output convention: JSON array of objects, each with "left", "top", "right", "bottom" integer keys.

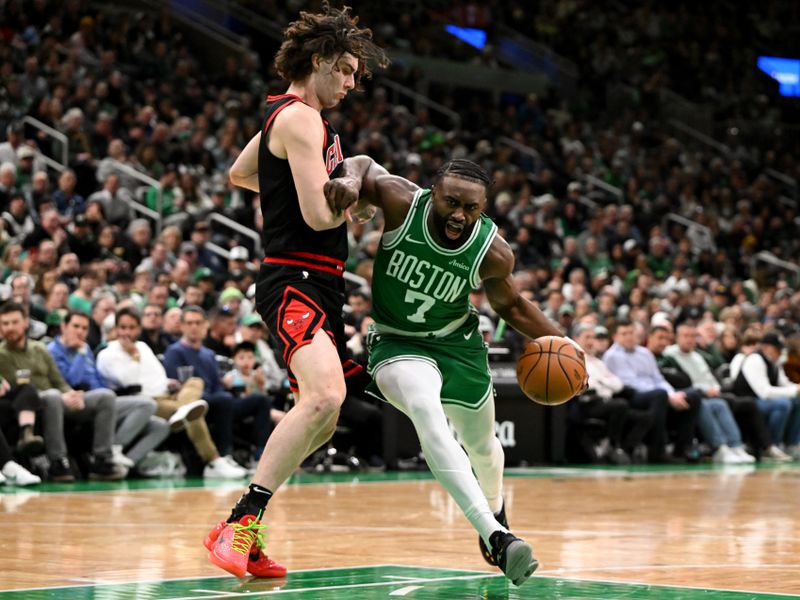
[
  {"left": 376, "top": 360, "right": 506, "bottom": 544},
  {"left": 444, "top": 401, "right": 505, "bottom": 514}
]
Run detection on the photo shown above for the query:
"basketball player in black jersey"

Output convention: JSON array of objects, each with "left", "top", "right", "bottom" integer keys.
[{"left": 204, "top": 3, "right": 388, "bottom": 578}]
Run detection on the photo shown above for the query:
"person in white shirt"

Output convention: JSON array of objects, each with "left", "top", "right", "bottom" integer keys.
[
  {"left": 664, "top": 324, "right": 755, "bottom": 464},
  {"left": 97, "top": 306, "right": 247, "bottom": 478},
  {"left": 572, "top": 324, "right": 654, "bottom": 464},
  {"left": 729, "top": 331, "right": 798, "bottom": 461}
]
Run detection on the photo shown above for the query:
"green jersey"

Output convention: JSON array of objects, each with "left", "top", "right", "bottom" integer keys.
[{"left": 371, "top": 188, "right": 497, "bottom": 337}]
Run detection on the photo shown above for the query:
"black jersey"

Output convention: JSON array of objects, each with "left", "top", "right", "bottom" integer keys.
[{"left": 257, "top": 94, "right": 347, "bottom": 272}]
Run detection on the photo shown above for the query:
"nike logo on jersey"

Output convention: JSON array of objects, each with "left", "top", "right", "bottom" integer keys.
[
  {"left": 405, "top": 236, "right": 426, "bottom": 244},
  {"left": 463, "top": 331, "right": 473, "bottom": 340}
]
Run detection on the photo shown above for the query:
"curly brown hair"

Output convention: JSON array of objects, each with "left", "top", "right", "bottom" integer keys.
[{"left": 274, "top": 2, "right": 389, "bottom": 85}]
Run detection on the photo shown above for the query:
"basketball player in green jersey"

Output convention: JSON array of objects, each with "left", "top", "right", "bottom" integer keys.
[{"left": 326, "top": 156, "right": 587, "bottom": 586}]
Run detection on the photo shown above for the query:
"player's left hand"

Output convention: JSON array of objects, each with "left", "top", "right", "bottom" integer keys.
[{"left": 324, "top": 177, "right": 360, "bottom": 214}]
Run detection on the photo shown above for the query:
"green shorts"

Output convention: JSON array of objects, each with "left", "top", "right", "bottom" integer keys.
[{"left": 365, "top": 315, "right": 494, "bottom": 410}]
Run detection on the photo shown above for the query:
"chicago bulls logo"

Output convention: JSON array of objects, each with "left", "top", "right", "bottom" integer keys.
[{"left": 325, "top": 134, "right": 344, "bottom": 175}]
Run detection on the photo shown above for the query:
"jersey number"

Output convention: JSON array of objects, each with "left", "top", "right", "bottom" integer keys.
[{"left": 405, "top": 290, "right": 435, "bottom": 323}]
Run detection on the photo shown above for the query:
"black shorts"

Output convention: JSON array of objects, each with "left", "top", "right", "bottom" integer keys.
[{"left": 255, "top": 263, "right": 362, "bottom": 393}]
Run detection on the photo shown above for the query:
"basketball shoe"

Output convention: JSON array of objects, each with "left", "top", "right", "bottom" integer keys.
[
  {"left": 487, "top": 530, "right": 539, "bottom": 587},
  {"left": 205, "top": 516, "right": 286, "bottom": 578},
  {"left": 479, "top": 502, "right": 508, "bottom": 566}
]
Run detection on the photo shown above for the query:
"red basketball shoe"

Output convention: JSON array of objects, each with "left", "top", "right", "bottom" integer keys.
[{"left": 205, "top": 518, "right": 287, "bottom": 578}]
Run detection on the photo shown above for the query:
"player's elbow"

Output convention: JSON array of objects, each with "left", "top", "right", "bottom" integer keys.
[
  {"left": 307, "top": 220, "right": 328, "bottom": 232},
  {"left": 307, "top": 217, "right": 338, "bottom": 231},
  {"left": 300, "top": 199, "right": 339, "bottom": 231},
  {"left": 228, "top": 165, "right": 246, "bottom": 186}
]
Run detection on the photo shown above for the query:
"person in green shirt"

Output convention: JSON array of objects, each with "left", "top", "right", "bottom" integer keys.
[
  {"left": 326, "top": 156, "right": 588, "bottom": 587},
  {"left": 67, "top": 266, "right": 96, "bottom": 315}
]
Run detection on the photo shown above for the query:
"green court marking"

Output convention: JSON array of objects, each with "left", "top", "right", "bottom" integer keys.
[
  {"left": 0, "top": 462, "right": 797, "bottom": 495},
  {"left": 1, "top": 565, "right": 797, "bottom": 599}
]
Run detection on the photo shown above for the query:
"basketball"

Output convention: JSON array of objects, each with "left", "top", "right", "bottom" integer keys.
[{"left": 516, "top": 336, "right": 586, "bottom": 406}]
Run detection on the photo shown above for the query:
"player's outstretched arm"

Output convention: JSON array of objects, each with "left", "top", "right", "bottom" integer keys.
[
  {"left": 326, "top": 155, "right": 419, "bottom": 227},
  {"left": 481, "top": 236, "right": 563, "bottom": 340},
  {"left": 229, "top": 132, "right": 261, "bottom": 192}
]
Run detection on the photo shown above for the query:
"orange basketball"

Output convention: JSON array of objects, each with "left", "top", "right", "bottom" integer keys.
[{"left": 516, "top": 336, "right": 586, "bottom": 406}]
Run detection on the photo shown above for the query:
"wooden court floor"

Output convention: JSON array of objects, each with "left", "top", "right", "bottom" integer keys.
[{"left": 1, "top": 464, "right": 799, "bottom": 599}]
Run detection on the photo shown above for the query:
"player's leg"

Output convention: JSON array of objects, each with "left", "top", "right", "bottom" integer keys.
[
  {"left": 444, "top": 398, "right": 512, "bottom": 567},
  {"left": 376, "top": 359, "right": 536, "bottom": 584},
  {"left": 251, "top": 330, "right": 346, "bottom": 490},
  {"left": 208, "top": 329, "right": 343, "bottom": 577},
  {"left": 375, "top": 360, "right": 504, "bottom": 543},
  {"left": 444, "top": 398, "right": 505, "bottom": 514}
]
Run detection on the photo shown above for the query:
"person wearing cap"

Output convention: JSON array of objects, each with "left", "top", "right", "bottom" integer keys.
[
  {"left": 557, "top": 302, "right": 575, "bottom": 329},
  {"left": 204, "top": 305, "right": 237, "bottom": 357},
  {"left": 593, "top": 325, "right": 611, "bottom": 355},
  {"left": 66, "top": 213, "right": 100, "bottom": 264},
  {"left": 218, "top": 286, "right": 245, "bottom": 318},
  {"left": 192, "top": 266, "right": 217, "bottom": 310},
  {"left": 730, "top": 332, "right": 800, "bottom": 460},
  {"left": 227, "top": 245, "right": 250, "bottom": 272},
  {"left": 15, "top": 145, "right": 37, "bottom": 189},
  {"left": 179, "top": 241, "right": 199, "bottom": 268}
]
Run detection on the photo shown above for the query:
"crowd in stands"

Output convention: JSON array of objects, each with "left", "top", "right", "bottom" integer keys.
[{"left": 0, "top": 0, "right": 799, "bottom": 485}]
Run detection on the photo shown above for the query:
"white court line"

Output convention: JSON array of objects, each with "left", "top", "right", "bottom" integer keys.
[
  {"left": 160, "top": 573, "right": 499, "bottom": 600},
  {"left": 533, "top": 572, "right": 800, "bottom": 598},
  {"left": 9, "top": 561, "right": 798, "bottom": 598},
  {"left": 190, "top": 591, "right": 245, "bottom": 597},
  {"left": 389, "top": 585, "right": 424, "bottom": 596},
  {"left": 543, "top": 563, "right": 800, "bottom": 574},
  {"left": 0, "top": 564, "right": 405, "bottom": 593}
]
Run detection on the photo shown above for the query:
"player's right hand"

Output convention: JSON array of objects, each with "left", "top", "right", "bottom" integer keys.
[{"left": 324, "top": 177, "right": 360, "bottom": 214}]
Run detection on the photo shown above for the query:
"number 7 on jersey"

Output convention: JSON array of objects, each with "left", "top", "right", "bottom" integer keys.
[{"left": 404, "top": 289, "right": 435, "bottom": 323}]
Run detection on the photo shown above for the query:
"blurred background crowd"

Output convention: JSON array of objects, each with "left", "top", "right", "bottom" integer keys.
[{"left": 0, "top": 0, "right": 799, "bottom": 485}]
